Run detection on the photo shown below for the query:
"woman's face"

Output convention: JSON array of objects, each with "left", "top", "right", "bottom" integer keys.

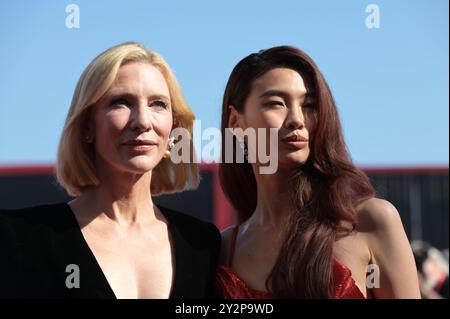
[
  {"left": 90, "top": 62, "right": 173, "bottom": 175},
  {"left": 230, "top": 67, "right": 316, "bottom": 171}
]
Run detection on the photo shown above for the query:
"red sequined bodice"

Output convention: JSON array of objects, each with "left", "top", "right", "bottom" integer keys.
[{"left": 216, "top": 225, "right": 365, "bottom": 299}]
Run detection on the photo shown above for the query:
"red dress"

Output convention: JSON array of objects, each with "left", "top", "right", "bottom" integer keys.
[{"left": 216, "top": 225, "right": 365, "bottom": 299}]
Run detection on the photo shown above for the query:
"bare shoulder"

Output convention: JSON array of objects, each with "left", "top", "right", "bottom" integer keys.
[
  {"left": 219, "top": 225, "right": 236, "bottom": 265},
  {"left": 355, "top": 198, "right": 420, "bottom": 298},
  {"left": 355, "top": 197, "right": 403, "bottom": 234},
  {"left": 354, "top": 197, "right": 406, "bottom": 259}
]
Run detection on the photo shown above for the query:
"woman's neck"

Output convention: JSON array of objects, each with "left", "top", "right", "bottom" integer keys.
[
  {"left": 247, "top": 166, "right": 295, "bottom": 231},
  {"left": 70, "top": 166, "right": 157, "bottom": 228}
]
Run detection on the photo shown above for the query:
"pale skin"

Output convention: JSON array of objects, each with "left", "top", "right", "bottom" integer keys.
[
  {"left": 223, "top": 67, "right": 421, "bottom": 298},
  {"left": 69, "top": 62, "right": 174, "bottom": 299}
]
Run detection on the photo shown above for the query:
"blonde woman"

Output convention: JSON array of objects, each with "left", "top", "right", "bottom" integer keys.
[{"left": 0, "top": 42, "right": 220, "bottom": 299}]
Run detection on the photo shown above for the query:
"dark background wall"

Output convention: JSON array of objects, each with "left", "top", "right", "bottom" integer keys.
[
  {"left": 0, "top": 165, "right": 448, "bottom": 250},
  {"left": 0, "top": 170, "right": 215, "bottom": 223},
  {"left": 367, "top": 168, "right": 448, "bottom": 250}
]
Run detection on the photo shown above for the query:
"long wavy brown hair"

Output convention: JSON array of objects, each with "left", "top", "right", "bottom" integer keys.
[{"left": 219, "top": 46, "right": 375, "bottom": 298}]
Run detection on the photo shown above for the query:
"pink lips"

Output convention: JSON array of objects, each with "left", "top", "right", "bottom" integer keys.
[
  {"left": 122, "top": 139, "right": 157, "bottom": 151},
  {"left": 281, "top": 134, "right": 308, "bottom": 149}
]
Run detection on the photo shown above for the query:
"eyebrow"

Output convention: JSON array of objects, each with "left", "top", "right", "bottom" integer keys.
[
  {"left": 107, "top": 92, "right": 170, "bottom": 101},
  {"left": 258, "top": 89, "right": 315, "bottom": 100}
]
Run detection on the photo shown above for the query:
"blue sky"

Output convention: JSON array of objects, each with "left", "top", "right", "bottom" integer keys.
[{"left": 0, "top": 0, "right": 448, "bottom": 167}]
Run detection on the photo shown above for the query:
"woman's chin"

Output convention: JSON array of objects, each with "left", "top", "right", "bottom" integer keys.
[
  {"left": 121, "top": 157, "right": 161, "bottom": 174},
  {"left": 278, "top": 152, "right": 309, "bottom": 169}
]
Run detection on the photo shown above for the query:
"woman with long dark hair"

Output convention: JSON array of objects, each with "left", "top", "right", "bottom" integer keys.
[{"left": 216, "top": 46, "right": 420, "bottom": 298}]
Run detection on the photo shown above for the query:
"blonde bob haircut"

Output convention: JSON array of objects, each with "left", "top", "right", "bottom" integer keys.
[{"left": 56, "top": 42, "right": 199, "bottom": 196}]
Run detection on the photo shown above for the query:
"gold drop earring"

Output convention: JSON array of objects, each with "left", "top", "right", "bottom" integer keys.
[{"left": 163, "top": 136, "right": 175, "bottom": 159}]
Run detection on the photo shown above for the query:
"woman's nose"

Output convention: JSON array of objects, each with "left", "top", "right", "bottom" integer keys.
[
  {"left": 130, "top": 104, "right": 153, "bottom": 132},
  {"left": 285, "top": 106, "right": 305, "bottom": 130}
]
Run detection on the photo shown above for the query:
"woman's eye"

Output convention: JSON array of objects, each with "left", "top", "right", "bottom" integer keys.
[
  {"left": 110, "top": 98, "right": 130, "bottom": 107},
  {"left": 264, "top": 101, "right": 285, "bottom": 108},
  {"left": 151, "top": 100, "right": 169, "bottom": 109}
]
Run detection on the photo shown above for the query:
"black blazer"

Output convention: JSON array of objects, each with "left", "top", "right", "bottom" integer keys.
[{"left": 0, "top": 203, "right": 221, "bottom": 299}]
